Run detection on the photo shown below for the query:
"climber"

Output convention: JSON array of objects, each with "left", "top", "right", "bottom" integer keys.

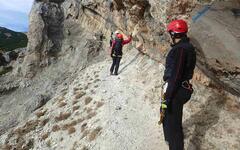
[
  {"left": 161, "top": 19, "right": 196, "bottom": 150},
  {"left": 110, "top": 33, "right": 132, "bottom": 75}
]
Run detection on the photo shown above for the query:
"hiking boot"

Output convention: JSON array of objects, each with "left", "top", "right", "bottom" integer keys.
[
  {"left": 114, "top": 72, "right": 118, "bottom": 76},
  {"left": 110, "top": 72, "right": 113, "bottom": 75}
]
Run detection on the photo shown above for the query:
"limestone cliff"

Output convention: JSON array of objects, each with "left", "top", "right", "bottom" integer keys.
[
  {"left": 0, "top": 0, "right": 240, "bottom": 150},
  {"left": 21, "top": 0, "right": 240, "bottom": 96},
  {"left": 22, "top": 0, "right": 198, "bottom": 77}
]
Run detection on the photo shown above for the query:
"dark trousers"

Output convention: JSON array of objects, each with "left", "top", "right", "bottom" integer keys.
[
  {"left": 110, "top": 56, "right": 121, "bottom": 74},
  {"left": 163, "top": 88, "right": 187, "bottom": 150}
]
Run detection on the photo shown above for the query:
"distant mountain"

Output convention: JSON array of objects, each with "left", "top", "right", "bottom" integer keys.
[{"left": 0, "top": 27, "right": 28, "bottom": 52}]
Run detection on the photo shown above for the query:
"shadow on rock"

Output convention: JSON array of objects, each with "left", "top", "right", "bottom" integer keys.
[
  {"left": 119, "top": 52, "right": 141, "bottom": 74},
  {"left": 183, "top": 89, "right": 227, "bottom": 150}
]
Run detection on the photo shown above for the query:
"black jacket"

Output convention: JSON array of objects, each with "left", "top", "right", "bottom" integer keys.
[{"left": 163, "top": 36, "right": 196, "bottom": 100}]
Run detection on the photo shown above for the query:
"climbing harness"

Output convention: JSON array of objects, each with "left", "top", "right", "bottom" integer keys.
[{"left": 182, "top": 81, "right": 193, "bottom": 91}]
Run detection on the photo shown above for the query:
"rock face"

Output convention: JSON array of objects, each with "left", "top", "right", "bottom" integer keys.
[
  {"left": 0, "top": 0, "right": 106, "bottom": 135},
  {"left": 190, "top": 1, "right": 240, "bottom": 96},
  {"left": 22, "top": 1, "right": 64, "bottom": 77},
  {"left": 22, "top": 0, "right": 240, "bottom": 96},
  {"left": 22, "top": 0, "right": 198, "bottom": 77},
  {"left": 0, "top": 0, "right": 240, "bottom": 149}
]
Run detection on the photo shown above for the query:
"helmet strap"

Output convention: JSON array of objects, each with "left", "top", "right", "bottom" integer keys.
[{"left": 169, "top": 32, "right": 176, "bottom": 45}]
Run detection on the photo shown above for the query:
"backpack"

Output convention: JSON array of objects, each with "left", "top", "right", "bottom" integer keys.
[{"left": 112, "top": 38, "right": 123, "bottom": 56}]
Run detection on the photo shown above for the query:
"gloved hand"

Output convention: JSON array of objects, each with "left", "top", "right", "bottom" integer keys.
[{"left": 160, "top": 99, "right": 168, "bottom": 112}]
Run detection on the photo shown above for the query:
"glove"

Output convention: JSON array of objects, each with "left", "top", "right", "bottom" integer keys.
[{"left": 161, "top": 100, "right": 168, "bottom": 109}]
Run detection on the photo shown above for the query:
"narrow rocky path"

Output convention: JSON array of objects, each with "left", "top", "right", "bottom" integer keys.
[
  {"left": 86, "top": 49, "right": 168, "bottom": 150},
  {"left": 1, "top": 49, "right": 168, "bottom": 150}
]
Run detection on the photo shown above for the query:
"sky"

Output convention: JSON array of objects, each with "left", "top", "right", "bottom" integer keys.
[{"left": 0, "top": 0, "right": 34, "bottom": 32}]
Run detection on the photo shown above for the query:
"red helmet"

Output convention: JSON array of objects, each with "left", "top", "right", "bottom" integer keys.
[
  {"left": 117, "top": 34, "right": 123, "bottom": 39},
  {"left": 167, "top": 19, "right": 188, "bottom": 34}
]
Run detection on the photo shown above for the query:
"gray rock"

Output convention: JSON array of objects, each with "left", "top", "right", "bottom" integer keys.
[
  {"left": 25, "top": 94, "right": 51, "bottom": 113},
  {"left": 189, "top": 1, "right": 240, "bottom": 96}
]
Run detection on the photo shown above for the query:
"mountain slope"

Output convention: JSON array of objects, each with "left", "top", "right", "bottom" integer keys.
[
  {"left": 0, "top": 49, "right": 168, "bottom": 150},
  {"left": 0, "top": 27, "right": 28, "bottom": 52}
]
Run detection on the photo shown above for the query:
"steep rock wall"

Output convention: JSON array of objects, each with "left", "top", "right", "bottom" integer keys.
[
  {"left": 21, "top": 0, "right": 240, "bottom": 96},
  {"left": 21, "top": 0, "right": 198, "bottom": 77}
]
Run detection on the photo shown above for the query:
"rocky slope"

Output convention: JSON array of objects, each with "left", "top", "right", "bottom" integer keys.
[
  {"left": 0, "top": 0, "right": 240, "bottom": 150},
  {"left": 1, "top": 49, "right": 240, "bottom": 150},
  {"left": 0, "top": 49, "right": 168, "bottom": 150},
  {"left": 0, "top": 30, "right": 105, "bottom": 135}
]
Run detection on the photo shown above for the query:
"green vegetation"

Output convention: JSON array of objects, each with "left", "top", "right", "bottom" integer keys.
[
  {"left": 0, "top": 27, "right": 28, "bottom": 52},
  {"left": 0, "top": 66, "right": 13, "bottom": 76}
]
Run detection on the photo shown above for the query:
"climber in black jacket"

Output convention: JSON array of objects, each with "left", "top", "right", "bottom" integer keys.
[
  {"left": 110, "top": 32, "right": 132, "bottom": 75},
  {"left": 162, "top": 19, "right": 196, "bottom": 150}
]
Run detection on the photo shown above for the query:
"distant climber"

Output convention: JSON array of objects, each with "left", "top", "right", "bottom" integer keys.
[
  {"left": 161, "top": 19, "right": 196, "bottom": 150},
  {"left": 110, "top": 32, "right": 132, "bottom": 75}
]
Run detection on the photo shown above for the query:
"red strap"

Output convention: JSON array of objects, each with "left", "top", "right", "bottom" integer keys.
[{"left": 174, "top": 48, "right": 184, "bottom": 82}]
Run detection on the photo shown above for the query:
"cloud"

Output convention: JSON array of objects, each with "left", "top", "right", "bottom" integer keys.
[
  {"left": 0, "top": 0, "right": 33, "bottom": 13},
  {"left": 0, "top": 10, "right": 28, "bottom": 32},
  {"left": 0, "top": 0, "right": 34, "bottom": 32}
]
